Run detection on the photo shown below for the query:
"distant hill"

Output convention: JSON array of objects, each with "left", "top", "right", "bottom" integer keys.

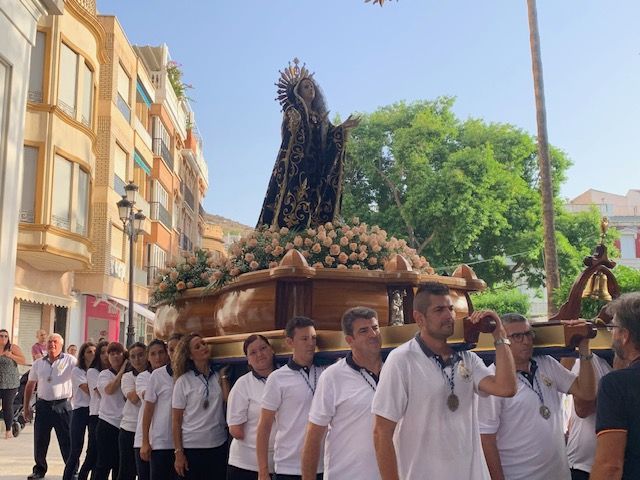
[{"left": 204, "top": 213, "right": 253, "bottom": 236}]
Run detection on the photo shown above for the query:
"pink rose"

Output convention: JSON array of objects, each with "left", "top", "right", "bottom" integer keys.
[
  {"left": 249, "top": 261, "right": 259, "bottom": 270},
  {"left": 264, "top": 245, "right": 273, "bottom": 254},
  {"left": 213, "top": 270, "right": 223, "bottom": 280},
  {"left": 329, "top": 244, "right": 341, "bottom": 256},
  {"left": 317, "top": 231, "right": 327, "bottom": 242},
  {"left": 293, "top": 236, "right": 303, "bottom": 247},
  {"left": 338, "top": 252, "right": 349, "bottom": 264},
  {"left": 230, "top": 268, "right": 241, "bottom": 276},
  {"left": 339, "top": 236, "right": 349, "bottom": 246},
  {"left": 244, "top": 253, "right": 255, "bottom": 262},
  {"left": 349, "top": 252, "right": 358, "bottom": 262},
  {"left": 358, "top": 245, "right": 368, "bottom": 253},
  {"left": 312, "top": 262, "right": 324, "bottom": 268},
  {"left": 307, "top": 228, "right": 317, "bottom": 236},
  {"left": 368, "top": 256, "right": 378, "bottom": 266},
  {"left": 186, "top": 282, "right": 194, "bottom": 289},
  {"left": 322, "top": 237, "right": 333, "bottom": 247},
  {"left": 328, "top": 230, "right": 337, "bottom": 239},
  {"left": 269, "top": 261, "right": 279, "bottom": 269},
  {"left": 358, "top": 251, "right": 368, "bottom": 261},
  {"left": 325, "top": 256, "right": 335, "bottom": 266},
  {"left": 312, "top": 243, "right": 322, "bottom": 254},
  {"left": 372, "top": 244, "right": 382, "bottom": 253},
  {"left": 273, "top": 246, "right": 284, "bottom": 256},
  {"left": 176, "top": 281, "right": 186, "bottom": 291},
  {"left": 248, "top": 238, "right": 258, "bottom": 248},
  {"left": 351, "top": 264, "right": 362, "bottom": 270},
  {"left": 158, "top": 282, "right": 168, "bottom": 292},
  {"left": 349, "top": 242, "right": 358, "bottom": 252},
  {"left": 324, "top": 222, "right": 334, "bottom": 230},
  {"left": 345, "top": 231, "right": 355, "bottom": 240},
  {"left": 304, "top": 238, "right": 313, "bottom": 247},
  {"left": 285, "top": 242, "right": 294, "bottom": 251},
  {"left": 280, "top": 227, "right": 289, "bottom": 235},
  {"left": 336, "top": 264, "right": 347, "bottom": 270},
  {"left": 169, "top": 271, "right": 179, "bottom": 281}
]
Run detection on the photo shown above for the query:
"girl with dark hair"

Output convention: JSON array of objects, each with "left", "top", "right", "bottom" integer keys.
[
  {"left": 0, "top": 328, "right": 26, "bottom": 439},
  {"left": 141, "top": 333, "right": 183, "bottom": 480},
  {"left": 118, "top": 342, "right": 148, "bottom": 480},
  {"left": 95, "top": 342, "right": 127, "bottom": 480},
  {"left": 227, "top": 335, "right": 276, "bottom": 480},
  {"left": 78, "top": 340, "right": 109, "bottom": 480},
  {"left": 62, "top": 342, "right": 96, "bottom": 480},
  {"left": 134, "top": 340, "right": 169, "bottom": 480},
  {"left": 172, "top": 333, "right": 228, "bottom": 479}
]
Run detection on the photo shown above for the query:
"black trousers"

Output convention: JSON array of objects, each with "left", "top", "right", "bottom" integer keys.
[
  {"left": 94, "top": 418, "right": 120, "bottom": 480},
  {"left": 79, "top": 414, "right": 99, "bottom": 480},
  {"left": 63, "top": 407, "right": 88, "bottom": 480},
  {"left": 117, "top": 429, "right": 136, "bottom": 480},
  {"left": 1, "top": 387, "right": 18, "bottom": 430},
  {"left": 150, "top": 449, "right": 178, "bottom": 480},
  {"left": 227, "top": 465, "right": 260, "bottom": 480},
  {"left": 134, "top": 447, "right": 150, "bottom": 480},
  {"left": 570, "top": 469, "right": 590, "bottom": 480},
  {"left": 182, "top": 444, "right": 227, "bottom": 480},
  {"left": 32, "top": 398, "right": 72, "bottom": 476}
]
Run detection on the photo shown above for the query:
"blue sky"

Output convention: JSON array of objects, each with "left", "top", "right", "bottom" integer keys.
[{"left": 97, "top": 0, "right": 640, "bottom": 227}]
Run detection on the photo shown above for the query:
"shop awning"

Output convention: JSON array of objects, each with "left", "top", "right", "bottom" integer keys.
[
  {"left": 107, "top": 296, "right": 155, "bottom": 322},
  {"left": 14, "top": 287, "right": 75, "bottom": 308}
]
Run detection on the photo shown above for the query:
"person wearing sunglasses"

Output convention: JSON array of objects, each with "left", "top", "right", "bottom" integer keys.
[
  {"left": 592, "top": 292, "right": 640, "bottom": 479},
  {"left": 478, "top": 313, "right": 596, "bottom": 480}
]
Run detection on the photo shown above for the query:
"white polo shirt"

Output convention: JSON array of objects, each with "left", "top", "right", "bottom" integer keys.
[
  {"left": 97, "top": 368, "right": 126, "bottom": 428},
  {"left": 262, "top": 359, "right": 325, "bottom": 475},
  {"left": 145, "top": 365, "right": 175, "bottom": 450},
  {"left": 227, "top": 371, "right": 275, "bottom": 473},
  {"left": 309, "top": 355, "right": 381, "bottom": 480},
  {"left": 172, "top": 364, "right": 227, "bottom": 449},
  {"left": 71, "top": 367, "right": 90, "bottom": 409},
  {"left": 28, "top": 353, "right": 76, "bottom": 401},
  {"left": 134, "top": 370, "right": 151, "bottom": 449},
  {"left": 121, "top": 370, "right": 143, "bottom": 432},
  {"left": 372, "top": 336, "right": 492, "bottom": 480},
  {"left": 565, "top": 355, "right": 611, "bottom": 473},
  {"left": 478, "top": 355, "right": 577, "bottom": 480},
  {"left": 87, "top": 367, "right": 101, "bottom": 416}
]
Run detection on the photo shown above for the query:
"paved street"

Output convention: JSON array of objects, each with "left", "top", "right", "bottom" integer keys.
[{"left": 0, "top": 423, "right": 71, "bottom": 480}]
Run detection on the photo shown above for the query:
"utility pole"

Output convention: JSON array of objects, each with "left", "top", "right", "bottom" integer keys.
[{"left": 527, "top": 0, "right": 560, "bottom": 316}]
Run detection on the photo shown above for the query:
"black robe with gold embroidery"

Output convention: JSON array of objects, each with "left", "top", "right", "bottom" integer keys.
[{"left": 257, "top": 104, "right": 346, "bottom": 229}]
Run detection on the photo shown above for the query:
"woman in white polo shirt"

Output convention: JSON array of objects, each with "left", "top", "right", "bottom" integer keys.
[
  {"left": 62, "top": 342, "right": 96, "bottom": 480},
  {"left": 134, "top": 340, "right": 169, "bottom": 480},
  {"left": 172, "top": 333, "right": 228, "bottom": 479},
  {"left": 78, "top": 340, "right": 109, "bottom": 480},
  {"left": 141, "top": 333, "right": 183, "bottom": 480},
  {"left": 94, "top": 342, "right": 128, "bottom": 480},
  {"left": 227, "top": 334, "right": 277, "bottom": 480},
  {"left": 118, "top": 342, "right": 148, "bottom": 480}
]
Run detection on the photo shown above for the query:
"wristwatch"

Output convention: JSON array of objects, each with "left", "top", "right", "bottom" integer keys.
[
  {"left": 579, "top": 352, "right": 593, "bottom": 361},
  {"left": 494, "top": 338, "right": 511, "bottom": 347}
]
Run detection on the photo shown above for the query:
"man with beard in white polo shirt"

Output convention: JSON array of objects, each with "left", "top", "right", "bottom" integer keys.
[
  {"left": 301, "top": 306, "right": 383, "bottom": 480},
  {"left": 23, "top": 333, "right": 77, "bottom": 480},
  {"left": 257, "top": 316, "right": 325, "bottom": 480},
  {"left": 372, "top": 282, "right": 517, "bottom": 480},
  {"left": 478, "top": 313, "right": 596, "bottom": 480}
]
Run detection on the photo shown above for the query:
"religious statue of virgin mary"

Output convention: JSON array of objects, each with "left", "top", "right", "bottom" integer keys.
[{"left": 257, "top": 59, "right": 359, "bottom": 229}]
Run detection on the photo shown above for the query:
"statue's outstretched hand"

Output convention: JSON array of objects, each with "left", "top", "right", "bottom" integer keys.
[{"left": 341, "top": 114, "right": 361, "bottom": 131}]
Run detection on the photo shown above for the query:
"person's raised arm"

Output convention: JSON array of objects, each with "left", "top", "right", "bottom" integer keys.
[
  {"left": 104, "top": 360, "right": 128, "bottom": 395},
  {"left": 301, "top": 422, "right": 327, "bottom": 480},
  {"left": 480, "top": 433, "right": 506, "bottom": 480},
  {"left": 475, "top": 311, "right": 517, "bottom": 397},
  {"left": 373, "top": 415, "right": 400, "bottom": 480},
  {"left": 256, "top": 408, "right": 275, "bottom": 480},
  {"left": 567, "top": 328, "right": 596, "bottom": 402}
]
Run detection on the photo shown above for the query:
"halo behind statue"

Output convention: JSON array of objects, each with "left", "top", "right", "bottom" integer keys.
[{"left": 275, "top": 58, "right": 313, "bottom": 111}]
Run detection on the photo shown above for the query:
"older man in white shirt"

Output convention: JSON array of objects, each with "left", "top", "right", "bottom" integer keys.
[{"left": 23, "top": 333, "right": 77, "bottom": 480}]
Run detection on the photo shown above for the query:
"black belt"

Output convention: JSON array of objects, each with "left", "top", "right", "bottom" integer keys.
[{"left": 38, "top": 398, "right": 70, "bottom": 405}]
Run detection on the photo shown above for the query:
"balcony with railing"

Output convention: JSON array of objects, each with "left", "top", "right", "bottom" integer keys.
[
  {"left": 198, "top": 203, "right": 205, "bottom": 219},
  {"left": 150, "top": 202, "right": 172, "bottom": 230},
  {"left": 58, "top": 100, "right": 76, "bottom": 119},
  {"left": 182, "top": 184, "right": 195, "bottom": 212},
  {"left": 152, "top": 138, "right": 173, "bottom": 170}
]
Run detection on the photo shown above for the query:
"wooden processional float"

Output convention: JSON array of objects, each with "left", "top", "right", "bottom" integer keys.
[{"left": 153, "top": 228, "right": 618, "bottom": 363}]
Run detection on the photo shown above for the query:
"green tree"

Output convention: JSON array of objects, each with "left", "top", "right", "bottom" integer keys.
[
  {"left": 342, "top": 98, "right": 571, "bottom": 288},
  {"left": 471, "top": 288, "right": 532, "bottom": 316}
]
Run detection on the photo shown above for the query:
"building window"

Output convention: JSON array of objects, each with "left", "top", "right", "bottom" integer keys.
[
  {"left": 28, "top": 32, "right": 46, "bottom": 103},
  {"left": 147, "top": 244, "right": 167, "bottom": 284},
  {"left": 81, "top": 63, "right": 93, "bottom": 127},
  {"left": 76, "top": 168, "right": 89, "bottom": 236},
  {"left": 21, "top": 146, "right": 38, "bottom": 223},
  {"left": 110, "top": 224, "right": 124, "bottom": 260},
  {"left": 151, "top": 180, "right": 171, "bottom": 229},
  {"left": 114, "top": 144, "right": 127, "bottom": 196},
  {"left": 52, "top": 155, "right": 72, "bottom": 229},
  {"left": 58, "top": 43, "right": 78, "bottom": 117},
  {"left": 116, "top": 63, "right": 131, "bottom": 122}
]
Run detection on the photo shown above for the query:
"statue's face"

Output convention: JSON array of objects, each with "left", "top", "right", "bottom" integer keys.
[{"left": 298, "top": 78, "right": 315, "bottom": 103}]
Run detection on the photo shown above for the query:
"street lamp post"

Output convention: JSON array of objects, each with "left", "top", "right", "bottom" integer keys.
[{"left": 117, "top": 181, "right": 146, "bottom": 347}]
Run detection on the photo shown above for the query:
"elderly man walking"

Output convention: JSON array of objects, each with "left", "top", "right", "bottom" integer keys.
[{"left": 23, "top": 333, "right": 76, "bottom": 479}]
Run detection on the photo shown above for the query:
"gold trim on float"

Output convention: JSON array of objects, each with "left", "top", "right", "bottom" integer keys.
[{"left": 205, "top": 323, "right": 614, "bottom": 361}]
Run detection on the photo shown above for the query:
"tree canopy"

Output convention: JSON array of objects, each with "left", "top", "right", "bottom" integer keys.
[{"left": 341, "top": 98, "right": 597, "bottom": 289}]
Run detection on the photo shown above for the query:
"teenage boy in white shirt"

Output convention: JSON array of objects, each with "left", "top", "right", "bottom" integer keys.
[
  {"left": 301, "top": 306, "right": 383, "bottom": 480},
  {"left": 478, "top": 313, "right": 596, "bottom": 480},
  {"left": 372, "top": 282, "right": 517, "bottom": 480},
  {"left": 257, "top": 316, "right": 325, "bottom": 480}
]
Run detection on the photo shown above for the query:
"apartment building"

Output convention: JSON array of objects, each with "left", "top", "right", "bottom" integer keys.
[{"left": 10, "top": 1, "right": 219, "bottom": 351}]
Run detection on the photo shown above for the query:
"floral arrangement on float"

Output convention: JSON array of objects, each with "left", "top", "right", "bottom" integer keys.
[{"left": 150, "top": 219, "right": 434, "bottom": 305}]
